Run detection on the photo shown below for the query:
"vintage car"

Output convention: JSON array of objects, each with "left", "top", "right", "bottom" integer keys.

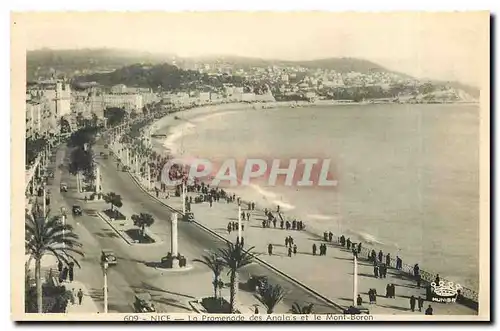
[
  {"left": 242, "top": 275, "right": 269, "bottom": 292},
  {"left": 183, "top": 212, "right": 195, "bottom": 222},
  {"left": 134, "top": 293, "right": 156, "bottom": 313},
  {"left": 72, "top": 205, "right": 82, "bottom": 216},
  {"left": 101, "top": 249, "right": 117, "bottom": 265}
]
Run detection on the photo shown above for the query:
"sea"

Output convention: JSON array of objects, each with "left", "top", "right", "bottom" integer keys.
[{"left": 158, "top": 103, "right": 480, "bottom": 290}]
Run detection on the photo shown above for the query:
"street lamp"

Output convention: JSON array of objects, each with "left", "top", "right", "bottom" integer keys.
[{"left": 101, "top": 257, "right": 109, "bottom": 313}]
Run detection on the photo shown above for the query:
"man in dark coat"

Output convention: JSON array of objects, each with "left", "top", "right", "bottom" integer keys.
[
  {"left": 425, "top": 305, "right": 433, "bottom": 315},
  {"left": 410, "top": 295, "right": 416, "bottom": 312},
  {"left": 268, "top": 244, "right": 273, "bottom": 255},
  {"left": 356, "top": 294, "right": 363, "bottom": 306},
  {"left": 417, "top": 296, "right": 424, "bottom": 312},
  {"left": 77, "top": 289, "right": 84, "bottom": 305},
  {"left": 312, "top": 244, "right": 317, "bottom": 256},
  {"left": 378, "top": 250, "right": 383, "bottom": 263}
]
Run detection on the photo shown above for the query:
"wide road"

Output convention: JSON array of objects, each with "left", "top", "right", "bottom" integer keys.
[
  {"left": 94, "top": 140, "right": 342, "bottom": 314},
  {"left": 55, "top": 140, "right": 341, "bottom": 314}
]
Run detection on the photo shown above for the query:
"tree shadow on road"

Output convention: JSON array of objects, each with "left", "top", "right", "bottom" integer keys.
[
  {"left": 152, "top": 296, "right": 192, "bottom": 312},
  {"left": 133, "top": 282, "right": 197, "bottom": 300},
  {"left": 376, "top": 303, "right": 412, "bottom": 312}
]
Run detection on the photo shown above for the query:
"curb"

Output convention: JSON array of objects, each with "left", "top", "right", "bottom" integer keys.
[
  {"left": 126, "top": 171, "right": 346, "bottom": 313},
  {"left": 97, "top": 212, "right": 133, "bottom": 246}
]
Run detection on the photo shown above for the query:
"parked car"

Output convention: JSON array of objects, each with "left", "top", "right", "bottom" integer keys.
[
  {"left": 101, "top": 249, "right": 117, "bottom": 265},
  {"left": 72, "top": 205, "right": 82, "bottom": 216},
  {"left": 183, "top": 212, "right": 195, "bottom": 222},
  {"left": 242, "top": 275, "right": 269, "bottom": 292},
  {"left": 134, "top": 293, "right": 156, "bottom": 313},
  {"left": 60, "top": 183, "right": 68, "bottom": 192}
]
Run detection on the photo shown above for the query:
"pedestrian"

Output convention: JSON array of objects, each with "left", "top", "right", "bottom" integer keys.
[
  {"left": 68, "top": 263, "right": 74, "bottom": 282},
  {"left": 435, "top": 274, "right": 440, "bottom": 285},
  {"left": 252, "top": 202, "right": 255, "bottom": 210},
  {"left": 268, "top": 244, "right": 273, "bottom": 255},
  {"left": 312, "top": 244, "right": 317, "bottom": 256},
  {"left": 397, "top": 256, "right": 402, "bottom": 270},
  {"left": 328, "top": 231, "right": 333, "bottom": 242},
  {"left": 340, "top": 235, "right": 346, "bottom": 247},
  {"left": 417, "top": 296, "right": 424, "bottom": 312},
  {"left": 346, "top": 238, "right": 351, "bottom": 249},
  {"left": 386, "top": 253, "right": 391, "bottom": 267},
  {"left": 241, "top": 212, "right": 245, "bottom": 221},
  {"left": 323, "top": 244, "right": 327, "bottom": 256},
  {"left": 77, "top": 289, "right": 83, "bottom": 305},
  {"left": 247, "top": 212, "right": 250, "bottom": 221},
  {"left": 288, "top": 247, "right": 292, "bottom": 257},
  {"left": 227, "top": 223, "right": 232, "bottom": 234},
  {"left": 352, "top": 247, "right": 358, "bottom": 258},
  {"left": 285, "top": 237, "right": 289, "bottom": 247},
  {"left": 273, "top": 218, "right": 277, "bottom": 228},
  {"left": 280, "top": 220, "right": 284, "bottom": 229},
  {"left": 58, "top": 261, "right": 63, "bottom": 272},
  {"left": 323, "top": 232, "right": 328, "bottom": 241},
  {"left": 262, "top": 220, "right": 266, "bottom": 228},
  {"left": 241, "top": 237, "right": 245, "bottom": 247},
  {"left": 289, "top": 236, "right": 294, "bottom": 246},
  {"left": 356, "top": 294, "right": 363, "bottom": 306},
  {"left": 416, "top": 274, "right": 421, "bottom": 288},
  {"left": 410, "top": 295, "right": 416, "bottom": 312},
  {"left": 385, "top": 284, "right": 391, "bottom": 298},
  {"left": 293, "top": 244, "right": 297, "bottom": 255},
  {"left": 62, "top": 267, "right": 69, "bottom": 282},
  {"left": 414, "top": 263, "right": 420, "bottom": 278},
  {"left": 254, "top": 306, "right": 259, "bottom": 314},
  {"left": 390, "top": 284, "right": 396, "bottom": 298},
  {"left": 277, "top": 205, "right": 280, "bottom": 213},
  {"left": 378, "top": 250, "right": 383, "bottom": 263},
  {"left": 425, "top": 305, "right": 433, "bottom": 315},
  {"left": 371, "top": 250, "right": 376, "bottom": 263}
]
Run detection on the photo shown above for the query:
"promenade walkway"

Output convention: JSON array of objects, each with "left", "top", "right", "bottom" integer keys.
[{"left": 132, "top": 174, "right": 476, "bottom": 316}]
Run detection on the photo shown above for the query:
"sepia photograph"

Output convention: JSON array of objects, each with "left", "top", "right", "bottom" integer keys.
[{"left": 11, "top": 11, "right": 490, "bottom": 322}]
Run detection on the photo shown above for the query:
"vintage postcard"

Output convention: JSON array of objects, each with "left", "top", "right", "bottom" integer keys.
[{"left": 11, "top": 11, "right": 490, "bottom": 322}]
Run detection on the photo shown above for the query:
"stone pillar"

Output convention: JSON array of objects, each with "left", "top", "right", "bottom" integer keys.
[
  {"left": 147, "top": 164, "right": 151, "bottom": 190},
  {"left": 238, "top": 206, "right": 242, "bottom": 243},
  {"left": 182, "top": 183, "right": 186, "bottom": 214},
  {"left": 171, "top": 213, "right": 179, "bottom": 268},
  {"left": 95, "top": 165, "right": 101, "bottom": 195},
  {"left": 353, "top": 255, "right": 358, "bottom": 306}
]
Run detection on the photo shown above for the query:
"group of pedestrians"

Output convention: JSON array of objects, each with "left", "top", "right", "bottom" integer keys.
[
  {"left": 312, "top": 243, "right": 328, "bottom": 256},
  {"left": 57, "top": 261, "right": 75, "bottom": 283},
  {"left": 227, "top": 221, "right": 244, "bottom": 234}
]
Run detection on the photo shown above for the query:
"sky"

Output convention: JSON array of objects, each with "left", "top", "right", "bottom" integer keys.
[{"left": 13, "top": 12, "right": 489, "bottom": 87}]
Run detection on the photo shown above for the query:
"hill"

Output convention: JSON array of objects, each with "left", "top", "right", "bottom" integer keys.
[
  {"left": 186, "top": 55, "right": 393, "bottom": 74},
  {"left": 72, "top": 63, "right": 244, "bottom": 92},
  {"left": 26, "top": 48, "right": 173, "bottom": 81}
]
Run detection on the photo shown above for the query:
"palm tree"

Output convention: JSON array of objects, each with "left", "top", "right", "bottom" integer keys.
[
  {"left": 257, "top": 283, "right": 286, "bottom": 314},
  {"left": 290, "top": 302, "right": 314, "bottom": 314},
  {"left": 193, "top": 253, "right": 225, "bottom": 299},
  {"left": 217, "top": 242, "right": 255, "bottom": 313},
  {"left": 25, "top": 206, "right": 84, "bottom": 313}
]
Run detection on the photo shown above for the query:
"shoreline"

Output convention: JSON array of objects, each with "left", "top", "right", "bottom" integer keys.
[{"left": 136, "top": 101, "right": 479, "bottom": 293}]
